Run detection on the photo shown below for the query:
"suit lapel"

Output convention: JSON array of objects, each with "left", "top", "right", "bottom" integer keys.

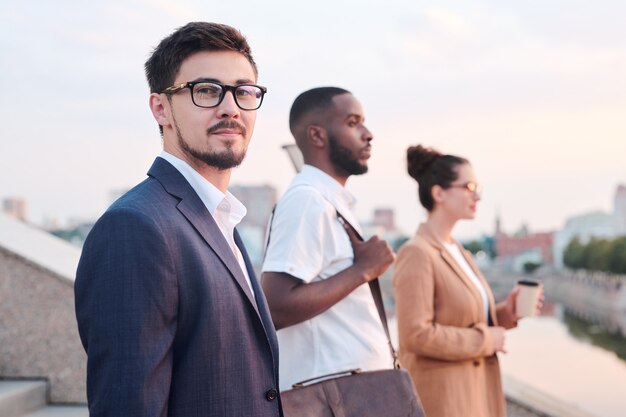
[
  {"left": 177, "top": 199, "right": 259, "bottom": 315},
  {"left": 147, "top": 158, "right": 259, "bottom": 316},
  {"left": 235, "top": 230, "right": 280, "bottom": 366}
]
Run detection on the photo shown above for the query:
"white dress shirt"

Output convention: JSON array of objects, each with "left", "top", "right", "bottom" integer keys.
[
  {"left": 159, "top": 151, "right": 254, "bottom": 296},
  {"left": 262, "top": 164, "right": 392, "bottom": 391}
]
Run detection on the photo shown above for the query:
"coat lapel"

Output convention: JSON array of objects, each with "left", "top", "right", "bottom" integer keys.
[
  {"left": 147, "top": 157, "right": 259, "bottom": 316},
  {"left": 418, "top": 224, "right": 487, "bottom": 317},
  {"left": 459, "top": 248, "right": 498, "bottom": 326}
]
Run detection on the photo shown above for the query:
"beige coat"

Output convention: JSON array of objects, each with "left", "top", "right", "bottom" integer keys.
[{"left": 393, "top": 223, "right": 516, "bottom": 417}]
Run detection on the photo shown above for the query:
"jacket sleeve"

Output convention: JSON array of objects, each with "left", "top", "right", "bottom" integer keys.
[
  {"left": 393, "top": 242, "right": 495, "bottom": 361},
  {"left": 75, "top": 207, "right": 178, "bottom": 417}
]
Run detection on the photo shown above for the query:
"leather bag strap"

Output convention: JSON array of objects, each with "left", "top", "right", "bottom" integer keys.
[
  {"left": 264, "top": 194, "right": 400, "bottom": 368},
  {"left": 335, "top": 210, "right": 400, "bottom": 369}
]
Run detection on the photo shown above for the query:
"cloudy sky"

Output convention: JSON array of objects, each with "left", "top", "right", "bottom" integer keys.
[{"left": 2, "top": 0, "right": 625, "bottom": 239}]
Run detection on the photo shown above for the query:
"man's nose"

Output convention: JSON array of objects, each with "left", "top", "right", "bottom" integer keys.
[
  {"left": 362, "top": 125, "right": 373, "bottom": 142},
  {"left": 217, "top": 90, "right": 241, "bottom": 118}
]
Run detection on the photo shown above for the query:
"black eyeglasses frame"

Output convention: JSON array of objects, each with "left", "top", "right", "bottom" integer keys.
[{"left": 160, "top": 80, "right": 267, "bottom": 111}]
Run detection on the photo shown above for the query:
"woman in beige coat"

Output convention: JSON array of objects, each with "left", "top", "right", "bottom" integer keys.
[{"left": 393, "top": 145, "right": 522, "bottom": 417}]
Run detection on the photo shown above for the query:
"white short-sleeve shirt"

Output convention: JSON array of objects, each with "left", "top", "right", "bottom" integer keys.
[{"left": 262, "top": 165, "right": 392, "bottom": 391}]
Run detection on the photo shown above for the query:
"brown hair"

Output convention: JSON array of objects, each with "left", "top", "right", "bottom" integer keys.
[
  {"left": 407, "top": 145, "right": 468, "bottom": 211},
  {"left": 145, "top": 22, "right": 257, "bottom": 95}
]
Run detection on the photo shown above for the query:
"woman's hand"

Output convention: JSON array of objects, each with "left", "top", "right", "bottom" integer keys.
[
  {"left": 489, "top": 326, "right": 507, "bottom": 353},
  {"left": 497, "top": 283, "right": 545, "bottom": 328},
  {"left": 497, "top": 287, "right": 520, "bottom": 328}
]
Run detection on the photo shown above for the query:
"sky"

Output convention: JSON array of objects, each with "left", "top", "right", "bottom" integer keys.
[{"left": 2, "top": 0, "right": 626, "bottom": 239}]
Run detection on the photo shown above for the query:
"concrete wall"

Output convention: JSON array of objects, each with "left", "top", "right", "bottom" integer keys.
[{"left": 0, "top": 247, "right": 86, "bottom": 404}]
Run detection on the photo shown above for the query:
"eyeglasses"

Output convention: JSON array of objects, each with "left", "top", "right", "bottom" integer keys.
[
  {"left": 448, "top": 181, "right": 482, "bottom": 197},
  {"left": 160, "top": 81, "right": 267, "bottom": 110}
]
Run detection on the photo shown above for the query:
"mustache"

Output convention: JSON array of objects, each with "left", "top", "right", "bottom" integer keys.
[{"left": 207, "top": 120, "right": 247, "bottom": 137}]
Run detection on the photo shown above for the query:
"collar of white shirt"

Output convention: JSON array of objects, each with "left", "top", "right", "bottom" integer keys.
[
  {"left": 294, "top": 164, "right": 362, "bottom": 234},
  {"left": 159, "top": 151, "right": 247, "bottom": 225}
]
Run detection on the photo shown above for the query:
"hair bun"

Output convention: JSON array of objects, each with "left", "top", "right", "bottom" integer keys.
[{"left": 407, "top": 145, "right": 441, "bottom": 180}]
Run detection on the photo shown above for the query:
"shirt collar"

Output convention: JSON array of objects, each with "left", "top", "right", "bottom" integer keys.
[
  {"left": 159, "top": 151, "right": 247, "bottom": 221},
  {"left": 295, "top": 165, "right": 357, "bottom": 211},
  {"left": 290, "top": 165, "right": 361, "bottom": 235}
]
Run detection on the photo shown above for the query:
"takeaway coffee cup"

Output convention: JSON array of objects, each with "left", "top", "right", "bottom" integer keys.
[{"left": 516, "top": 280, "right": 541, "bottom": 318}]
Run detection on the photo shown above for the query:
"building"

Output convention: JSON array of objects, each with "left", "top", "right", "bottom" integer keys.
[
  {"left": 614, "top": 184, "right": 626, "bottom": 227},
  {"left": 2, "top": 197, "right": 27, "bottom": 221},
  {"left": 0, "top": 212, "right": 86, "bottom": 405},
  {"left": 553, "top": 211, "right": 625, "bottom": 268},
  {"left": 362, "top": 207, "right": 408, "bottom": 248},
  {"left": 372, "top": 208, "right": 396, "bottom": 232},
  {"left": 495, "top": 228, "right": 555, "bottom": 264},
  {"left": 553, "top": 184, "right": 626, "bottom": 269},
  {"left": 229, "top": 184, "right": 278, "bottom": 274},
  {"left": 492, "top": 212, "right": 555, "bottom": 272}
]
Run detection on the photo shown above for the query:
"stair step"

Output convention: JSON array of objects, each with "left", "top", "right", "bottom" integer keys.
[
  {"left": 0, "top": 380, "right": 47, "bottom": 417},
  {"left": 22, "top": 405, "right": 88, "bottom": 417}
]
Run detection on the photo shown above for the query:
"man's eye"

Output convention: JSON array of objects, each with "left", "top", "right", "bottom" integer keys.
[{"left": 195, "top": 84, "right": 221, "bottom": 97}]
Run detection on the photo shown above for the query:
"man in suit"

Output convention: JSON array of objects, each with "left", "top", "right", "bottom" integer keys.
[{"left": 75, "top": 22, "right": 282, "bottom": 417}]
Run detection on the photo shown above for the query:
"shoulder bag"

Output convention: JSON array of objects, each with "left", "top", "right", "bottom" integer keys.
[{"left": 278, "top": 210, "right": 426, "bottom": 417}]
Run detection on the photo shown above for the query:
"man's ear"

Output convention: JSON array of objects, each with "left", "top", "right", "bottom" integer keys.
[
  {"left": 307, "top": 125, "right": 327, "bottom": 149},
  {"left": 149, "top": 93, "right": 171, "bottom": 129}
]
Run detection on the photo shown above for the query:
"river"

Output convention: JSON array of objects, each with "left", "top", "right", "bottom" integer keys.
[
  {"left": 385, "top": 269, "right": 626, "bottom": 417},
  {"left": 499, "top": 303, "right": 626, "bottom": 417}
]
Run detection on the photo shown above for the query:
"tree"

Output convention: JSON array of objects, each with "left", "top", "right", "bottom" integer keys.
[
  {"left": 463, "top": 240, "right": 484, "bottom": 254},
  {"left": 523, "top": 261, "right": 542, "bottom": 275},
  {"left": 585, "top": 238, "right": 612, "bottom": 271},
  {"left": 563, "top": 237, "right": 585, "bottom": 269},
  {"left": 608, "top": 237, "right": 626, "bottom": 274}
]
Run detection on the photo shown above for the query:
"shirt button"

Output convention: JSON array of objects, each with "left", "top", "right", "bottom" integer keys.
[{"left": 265, "top": 388, "right": 278, "bottom": 401}]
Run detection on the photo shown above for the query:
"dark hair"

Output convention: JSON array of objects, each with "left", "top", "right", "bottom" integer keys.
[
  {"left": 407, "top": 145, "right": 468, "bottom": 211},
  {"left": 289, "top": 87, "right": 350, "bottom": 134},
  {"left": 144, "top": 22, "right": 257, "bottom": 135}
]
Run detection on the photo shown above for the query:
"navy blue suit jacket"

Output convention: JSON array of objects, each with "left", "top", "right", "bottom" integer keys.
[{"left": 75, "top": 157, "right": 282, "bottom": 417}]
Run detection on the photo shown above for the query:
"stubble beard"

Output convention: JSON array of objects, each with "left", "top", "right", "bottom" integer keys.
[
  {"left": 328, "top": 134, "right": 368, "bottom": 176},
  {"left": 173, "top": 116, "right": 247, "bottom": 171}
]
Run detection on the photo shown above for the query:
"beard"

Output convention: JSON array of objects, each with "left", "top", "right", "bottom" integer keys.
[
  {"left": 328, "top": 134, "right": 368, "bottom": 176},
  {"left": 173, "top": 117, "right": 247, "bottom": 171}
]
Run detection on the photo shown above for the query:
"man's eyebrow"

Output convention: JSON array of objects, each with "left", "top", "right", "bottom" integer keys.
[
  {"left": 345, "top": 113, "right": 363, "bottom": 121},
  {"left": 191, "top": 77, "right": 256, "bottom": 85},
  {"left": 191, "top": 77, "right": 219, "bottom": 83}
]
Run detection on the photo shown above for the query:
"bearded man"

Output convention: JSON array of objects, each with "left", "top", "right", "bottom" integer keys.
[
  {"left": 75, "top": 22, "right": 282, "bottom": 417},
  {"left": 261, "top": 87, "right": 395, "bottom": 391}
]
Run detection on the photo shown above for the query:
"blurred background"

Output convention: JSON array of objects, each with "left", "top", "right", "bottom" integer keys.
[{"left": 1, "top": 1, "right": 625, "bottom": 416}]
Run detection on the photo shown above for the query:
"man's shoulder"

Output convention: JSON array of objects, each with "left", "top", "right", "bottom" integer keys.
[
  {"left": 281, "top": 180, "right": 330, "bottom": 205},
  {"left": 276, "top": 184, "right": 332, "bottom": 219},
  {"left": 110, "top": 177, "right": 172, "bottom": 211},
  {"left": 90, "top": 177, "right": 175, "bottom": 233}
]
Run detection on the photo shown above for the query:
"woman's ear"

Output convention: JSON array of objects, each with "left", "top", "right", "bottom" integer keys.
[{"left": 431, "top": 184, "right": 445, "bottom": 205}]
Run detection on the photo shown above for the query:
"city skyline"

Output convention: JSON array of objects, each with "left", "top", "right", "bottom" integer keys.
[{"left": 2, "top": 1, "right": 626, "bottom": 239}]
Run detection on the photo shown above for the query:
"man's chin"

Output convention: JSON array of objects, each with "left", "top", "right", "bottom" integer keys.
[
  {"left": 192, "top": 150, "right": 247, "bottom": 170},
  {"left": 353, "top": 163, "right": 369, "bottom": 175}
]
